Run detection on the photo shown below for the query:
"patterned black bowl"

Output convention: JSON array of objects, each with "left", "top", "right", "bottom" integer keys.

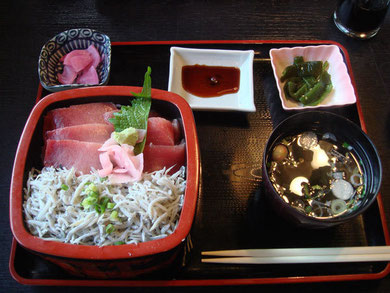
[{"left": 38, "top": 28, "right": 111, "bottom": 92}]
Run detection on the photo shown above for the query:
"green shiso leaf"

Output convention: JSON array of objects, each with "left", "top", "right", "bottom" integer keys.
[{"left": 109, "top": 67, "right": 152, "bottom": 154}]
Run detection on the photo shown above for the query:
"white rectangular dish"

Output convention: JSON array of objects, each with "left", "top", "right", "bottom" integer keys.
[{"left": 168, "top": 47, "right": 255, "bottom": 112}]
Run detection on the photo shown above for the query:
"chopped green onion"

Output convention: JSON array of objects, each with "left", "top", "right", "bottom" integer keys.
[
  {"left": 106, "top": 224, "right": 115, "bottom": 234},
  {"left": 100, "top": 176, "right": 108, "bottom": 182},
  {"left": 107, "top": 202, "right": 115, "bottom": 209},
  {"left": 342, "top": 142, "right": 350, "bottom": 149},
  {"left": 302, "top": 182, "right": 310, "bottom": 198},
  {"left": 88, "top": 190, "right": 99, "bottom": 198},
  {"left": 100, "top": 197, "right": 109, "bottom": 213},
  {"left": 114, "top": 241, "right": 125, "bottom": 245},
  {"left": 110, "top": 210, "right": 119, "bottom": 221},
  {"left": 95, "top": 204, "right": 102, "bottom": 213},
  {"left": 61, "top": 184, "right": 69, "bottom": 191},
  {"left": 305, "top": 205, "right": 312, "bottom": 213},
  {"left": 81, "top": 196, "right": 97, "bottom": 209},
  {"left": 85, "top": 183, "right": 98, "bottom": 195},
  {"left": 331, "top": 199, "right": 347, "bottom": 215}
]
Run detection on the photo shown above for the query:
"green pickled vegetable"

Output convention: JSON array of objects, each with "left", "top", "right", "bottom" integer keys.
[
  {"left": 280, "top": 56, "right": 332, "bottom": 106},
  {"left": 294, "top": 56, "right": 304, "bottom": 65},
  {"left": 297, "top": 61, "right": 323, "bottom": 78},
  {"left": 281, "top": 65, "right": 298, "bottom": 82}
]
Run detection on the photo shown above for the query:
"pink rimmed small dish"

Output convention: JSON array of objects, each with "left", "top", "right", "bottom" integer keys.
[{"left": 270, "top": 45, "right": 356, "bottom": 110}]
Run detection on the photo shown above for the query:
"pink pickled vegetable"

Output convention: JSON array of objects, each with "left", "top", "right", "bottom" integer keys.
[
  {"left": 63, "top": 50, "right": 92, "bottom": 73},
  {"left": 58, "top": 45, "right": 102, "bottom": 85},
  {"left": 76, "top": 65, "right": 99, "bottom": 85},
  {"left": 98, "top": 139, "right": 144, "bottom": 183},
  {"left": 57, "top": 65, "right": 77, "bottom": 84},
  {"left": 87, "top": 45, "right": 101, "bottom": 68}
]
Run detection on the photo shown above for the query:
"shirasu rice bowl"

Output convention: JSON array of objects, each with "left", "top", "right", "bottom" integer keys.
[{"left": 23, "top": 166, "right": 186, "bottom": 246}]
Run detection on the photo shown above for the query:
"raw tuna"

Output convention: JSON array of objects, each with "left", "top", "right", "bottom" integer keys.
[
  {"left": 143, "top": 142, "right": 186, "bottom": 174},
  {"left": 63, "top": 50, "right": 93, "bottom": 73},
  {"left": 45, "top": 123, "right": 114, "bottom": 143},
  {"left": 43, "top": 102, "right": 117, "bottom": 133},
  {"left": 103, "top": 110, "right": 119, "bottom": 124},
  {"left": 76, "top": 65, "right": 99, "bottom": 85},
  {"left": 44, "top": 139, "right": 102, "bottom": 174},
  {"left": 171, "top": 119, "right": 182, "bottom": 144},
  {"left": 145, "top": 117, "right": 175, "bottom": 146}
]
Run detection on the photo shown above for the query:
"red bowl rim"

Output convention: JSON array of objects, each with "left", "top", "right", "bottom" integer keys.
[{"left": 10, "top": 85, "right": 199, "bottom": 260}]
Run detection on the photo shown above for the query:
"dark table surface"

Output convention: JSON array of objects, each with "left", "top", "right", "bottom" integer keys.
[{"left": 2, "top": 0, "right": 390, "bottom": 292}]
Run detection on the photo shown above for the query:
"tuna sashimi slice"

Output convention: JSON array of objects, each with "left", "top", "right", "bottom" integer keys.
[
  {"left": 145, "top": 117, "right": 175, "bottom": 146},
  {"left": 87, "top": 45, "right": 101, "bottom": 68},
  {"left": 43, "top": 102, "right": 117, "bottom": 133},
  {"left": 45, "top": 123, "right": 114, "bottom": 143},
  {"left": 63, "top": 50, "right": 92, "bottom": 73},
  {"left": 57, "top": 65, "right": 77, "bottom": 84},
  {"left": 76, "top": 65, "right": 99, "bottom": 85},
  {"left": 103, "top": 110, "right": 119, "bottom": 124},
  {"left": 44, "top": 139, "right": 102, "bottom": 175},
  {"left": 171, "top": 119, "right": 182, "bottom": 144},
  {"left": 143, "top": 142, "right": 186, "bottom": 174}
]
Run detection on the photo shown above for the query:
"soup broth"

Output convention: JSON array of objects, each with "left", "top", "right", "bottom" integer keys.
[{"left": 267, "top": 131, "right": 365, "bottom": 219}]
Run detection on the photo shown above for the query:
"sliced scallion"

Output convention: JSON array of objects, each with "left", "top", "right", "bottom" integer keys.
[
  {"left": 110, "top": 210, "right": 119, "bottom": 221},
  {"left": 331, "top": 199, "right": 347, "bottom": 215},
  {"left": 106, "top": 224, "right": 115, "bottom": 234}
]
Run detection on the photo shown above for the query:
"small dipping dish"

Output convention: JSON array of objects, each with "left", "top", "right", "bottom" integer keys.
[{"left": 168, "top": 47, "right": 255, "bottom": 112}]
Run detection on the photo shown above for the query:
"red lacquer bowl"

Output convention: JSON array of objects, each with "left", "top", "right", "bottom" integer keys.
[{"left": 9, "top": 86, "right": 199, "bottom": 278}]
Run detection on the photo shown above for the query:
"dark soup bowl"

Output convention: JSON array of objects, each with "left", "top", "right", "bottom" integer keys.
[{"left": 262, "top": 111, "right": 382, "bottom": 228}]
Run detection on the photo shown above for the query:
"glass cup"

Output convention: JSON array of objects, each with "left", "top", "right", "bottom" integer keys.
[{"left": 333, "top": 0, "right": 390, "bottom": 39}]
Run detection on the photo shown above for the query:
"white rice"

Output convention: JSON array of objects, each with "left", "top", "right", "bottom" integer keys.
[{"left": 23, "top": 166, "right": 186, "bottom": 246}]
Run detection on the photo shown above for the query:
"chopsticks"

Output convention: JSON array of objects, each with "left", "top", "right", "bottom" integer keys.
[{"left": 201, "top": 246, "right": 390, "bottom": 264}]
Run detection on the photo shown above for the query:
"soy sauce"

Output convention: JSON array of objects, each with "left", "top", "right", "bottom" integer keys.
[
  {"left": 181, "top": 65, "right": 240, "bottom": 98},
  {"left": 335, "top": 0, "right": 389, "bottom": 32}
]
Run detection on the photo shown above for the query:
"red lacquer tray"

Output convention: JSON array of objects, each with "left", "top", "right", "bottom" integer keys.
[{"left": 9, "top": 40, "right": 390, "bottom": 286}]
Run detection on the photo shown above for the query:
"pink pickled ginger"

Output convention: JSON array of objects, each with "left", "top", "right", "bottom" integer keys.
[
  {"left": 58, "top": 45, "right": 101, "bottom": 85},
  {"left": 63, "top": 50, "right": 92, "bottom": 73},
  {"left": 87, "top": 44, "right": 101, "bottom": 68},
  {"left": 98, "top": 138, "right": 144, "bottom": 184},
  {"left": 76, "top": 65, "right": 99, "bottom": 85}
]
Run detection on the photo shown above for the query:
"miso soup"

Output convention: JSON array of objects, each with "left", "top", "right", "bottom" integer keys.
[{"left": 267, "top": 131, "right": 365, "bottom": 219}]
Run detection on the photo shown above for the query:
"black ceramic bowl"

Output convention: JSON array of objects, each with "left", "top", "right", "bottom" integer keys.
[{"left": 262, "top": 111, "right": 382, "bottom": 228}]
